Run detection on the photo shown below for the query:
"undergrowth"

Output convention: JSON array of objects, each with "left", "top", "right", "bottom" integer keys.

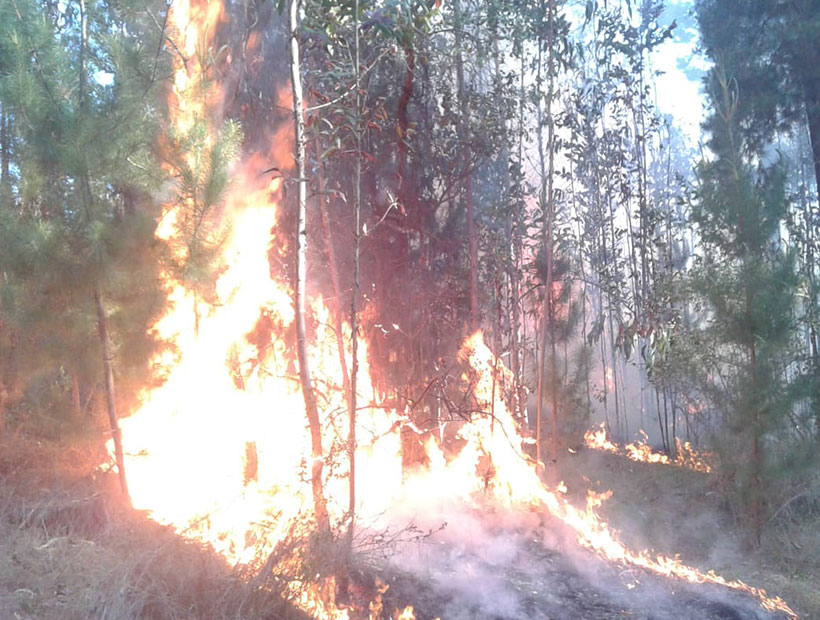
[
  {"left": 0, "top": 432, "right": 305, "bottom": 620},
  {"left": 556, "top": 448, "right": 820, "bottom": 620}
]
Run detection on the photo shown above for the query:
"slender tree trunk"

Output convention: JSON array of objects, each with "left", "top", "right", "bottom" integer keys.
[
  {"left": 397, "top": 44, "right": 414, "bottom": 196},
  {"left": 545, "top": 0, "right": 559, "bottom": 461},
  {"left": 804, "top": 83, "right": 820, "bottom": 211},
  {"left": 536, "top": 315, "right": 547, "bottom": 463},
  {"left": 289, "top": 0, "right": 330, "bottom": 535},
  {"left": 0, "top": 107, "right": 9, "bottom": 188},
  {"left": 78, "top": 0, "right": 127, "bottom": 497},
  {"left": 72, "top": 374, "right": 81, "bottom": 416},
  {"left": 0, "top": 294, "right": 6, "bottom": 435},
  {"left": 314, "top": 131, "right": 352, "bottom": 431},
  {"left": 490, "top": 4, "right": 522, "bottom": 424},
  {"left": 655, "top": 385, "right": 667, "bottom": 454},
  {"left": 79, "top": 0, "right": 87, "bottom": 110},
  {"left": 749, "top": 341, "right": 761, "bottom": 547},
  {"left": 802, "top": 109, "right": 820, "bottom": 438},
  {"left": 534, "top": 11, "right": 546, "bottom": 464},
  {"left": 453, "top": 0, "right": 478, "bottom": 330},
  {"left": 94, "top": 288, "right": 128, "bottom": 498},
  {"left": 348, "top": 0, "right": 361, "bottom": 552},
  {"left": 513, "top": 47, "right": 527, "bottom": 424},
  {"left": 570, "top": 161, "right": 592, "bottom": 420}
]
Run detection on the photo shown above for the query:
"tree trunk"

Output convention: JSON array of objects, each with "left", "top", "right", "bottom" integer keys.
[
  {"left": 0, "top": 107, "right": 9, "bottom": 188},
  {"left": 545, "top": 0, "right": 559, "bottom": 461},
  {"left": 804, "top": 84, "right": 820, "bottom": 212},
  {"left": 79, "top": 0, "right": 87, "bottom": 110},
  {"left": 289, "top": 0, "right": 330, "bottom": 535},
  {"left": 72, "top": 373, "right": 81, "bottom": 417},
  {"left": 348, "top": 0, "right": 361, "bottom": 552},
  {"left": 0, "top": 289, "right": 6, "bottom": 435},
  {"left": 314, "top": 130, "right": 352, "bottom": 423},
  {"left": 453, "top": 0, "right": 478, "bottom": 330},
  {"left": 94, "top": 288, "right": 129, "bottom": 498},
  {"left": 396, "top": 43, "right": 414, "bottom": 198},
  {"left": 803, "top": 102, "right": 820, "bottom": 439},
  {"left": 749, "top": 341, "right": 761, "bottom": 548},
  {"left": 534, "top": 2, "right": 546, "bottom": 464},
  {"left": 512, "top": 47, "right": 527, "bottom": 425}
]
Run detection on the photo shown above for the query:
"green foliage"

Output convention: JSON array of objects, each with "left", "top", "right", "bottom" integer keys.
[
  {"left": 164, "top": 117, "right": 242, "bottom": 299},
  {"left": 686, "top": 65, "right": 800, "bottom": 537},
  {"left": 0, "top": 0, "right": 170, "bottom": 429},
  {"left": 696, "top": 0, "right": 820, "bottom": 154}
]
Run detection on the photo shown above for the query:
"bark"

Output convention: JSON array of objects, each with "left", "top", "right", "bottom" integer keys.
[
  {"left": 349, "top": 0, "right": 361, "bottom": 549},
  {"left": 289, "top": 0, "right": 330, "bottom": 535},
  {"left": 0, "top": 319, "right": 5, "bottom": 436},
  {"left": 79, "top": 0, "right": 87, "bottom": 110},
  {"left": 453, "top": 0, "right": 478, "bottom": 330},
  {"left": 72, "top": 374, "right": 81, "bottom": 417},
  {"left": 536, "top": 0, "right": 559, "bottom": 461},
  {"left": 534, "top": 5, "right": 546, "bottom": 464},
  {"left": 546, "top": 0, "right": 559, "bottom": 461},
  {"left": 314, "top": 135, "right": 352, "bottom": 420},
  {"left": 749, "top": 341, "right": 761, "bottom": 548},
  {"left": 396, "top": 44, "right": 414, "bottom": 196},
  {"left": 805, "top": 83, "right": 820, "bottom": 212},
  {"left": 491, "top": 4, "right": 523, "bottom": 423},
  {"left": 1, "top": 108, "right": 9, "bottom": 187},
  {"left": 94, "top": 288, "right": 129, "bottom": 498}
]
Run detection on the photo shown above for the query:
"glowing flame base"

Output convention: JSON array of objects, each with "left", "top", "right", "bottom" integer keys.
[{"left": 111, "top": 203, "right": 796, "bottom": 617}]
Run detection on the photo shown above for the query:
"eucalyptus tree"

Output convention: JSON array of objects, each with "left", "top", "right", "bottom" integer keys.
[{"left": 287, "top": 0, "right": 332, "bottom": 536}]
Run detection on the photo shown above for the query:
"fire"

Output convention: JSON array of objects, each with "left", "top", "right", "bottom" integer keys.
[
  {"left": 584, "top": 424, "right": 713, "bottom": 473},
  {"left": 106, "top": 3, "right": 796, "bottom": 619}
]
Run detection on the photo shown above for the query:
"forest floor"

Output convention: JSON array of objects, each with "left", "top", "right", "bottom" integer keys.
[
  {"left": 551, "top": 448, "right": 820, "bottom": 620},
  {"left": 0, "top": 431, "right": 307, "bottom": 620},
  {"left": 0, "top": 430, "right": 816, "bottom": 619}
]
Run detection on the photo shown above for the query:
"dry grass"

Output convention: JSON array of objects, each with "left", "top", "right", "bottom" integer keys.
[
  {"left": 556, "top": 448, "right": 820, "bottom": 620},
  {"left": 0, "top": 432, "right": 305, "bottom": 620}
]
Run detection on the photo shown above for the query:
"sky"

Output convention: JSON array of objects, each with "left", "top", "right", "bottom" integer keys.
[{"left": 650, "top": 0, "right": 712, "bottom": 145}]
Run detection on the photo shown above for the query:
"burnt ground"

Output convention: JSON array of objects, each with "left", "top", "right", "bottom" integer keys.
[{"left": 377, "top": 522, "right": 787, "bottom": 620}]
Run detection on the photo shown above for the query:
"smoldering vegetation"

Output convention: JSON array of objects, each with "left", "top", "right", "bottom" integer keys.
[{"left": 365, "top": 497, "right": 787, "bottom": 620}]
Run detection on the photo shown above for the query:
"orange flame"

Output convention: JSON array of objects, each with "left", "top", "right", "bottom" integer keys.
[
  {"left": 584, "top": 424, "right": 713, "bottom": 474},
  {"left": 107, "top": 3, "right": 794, "bottom": 619}
]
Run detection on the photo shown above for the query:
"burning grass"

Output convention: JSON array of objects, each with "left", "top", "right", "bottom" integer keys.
[
  {"left": 583, "top": 423, "right": 713, "bottom": 473},
  {"left": 557, "top": 447, "right": 820, "bottom": 620},
  {"left": 0, "top": 433, "right": 304, "bottom": 620},
  {"left": 0, "top": 421, "right": 807, "bottom": 620}
]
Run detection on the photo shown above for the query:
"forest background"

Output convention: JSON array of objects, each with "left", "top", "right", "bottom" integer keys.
[{"left": 0, "top": 0, "right": 819, "bottom": 614}]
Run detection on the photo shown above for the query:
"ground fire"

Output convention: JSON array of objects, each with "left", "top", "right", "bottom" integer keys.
[
  {"left": 583, "top": 424, "right": 713, "bottom": 474},
  {"left": 96, "top": 2, "right": 800, "bottom": 618}
]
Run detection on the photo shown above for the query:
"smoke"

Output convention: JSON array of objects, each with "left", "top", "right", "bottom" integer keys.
[{"left": 356, "top": 483, "right": 783, "bottom": 620}]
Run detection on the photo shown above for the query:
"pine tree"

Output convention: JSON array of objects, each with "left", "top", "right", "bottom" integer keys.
[
  {"left": 0, "top": 0, "right": 168, "bottom": 491},
  {"left": 692, "top": 66, "right": 798, "bottom": 545}
]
